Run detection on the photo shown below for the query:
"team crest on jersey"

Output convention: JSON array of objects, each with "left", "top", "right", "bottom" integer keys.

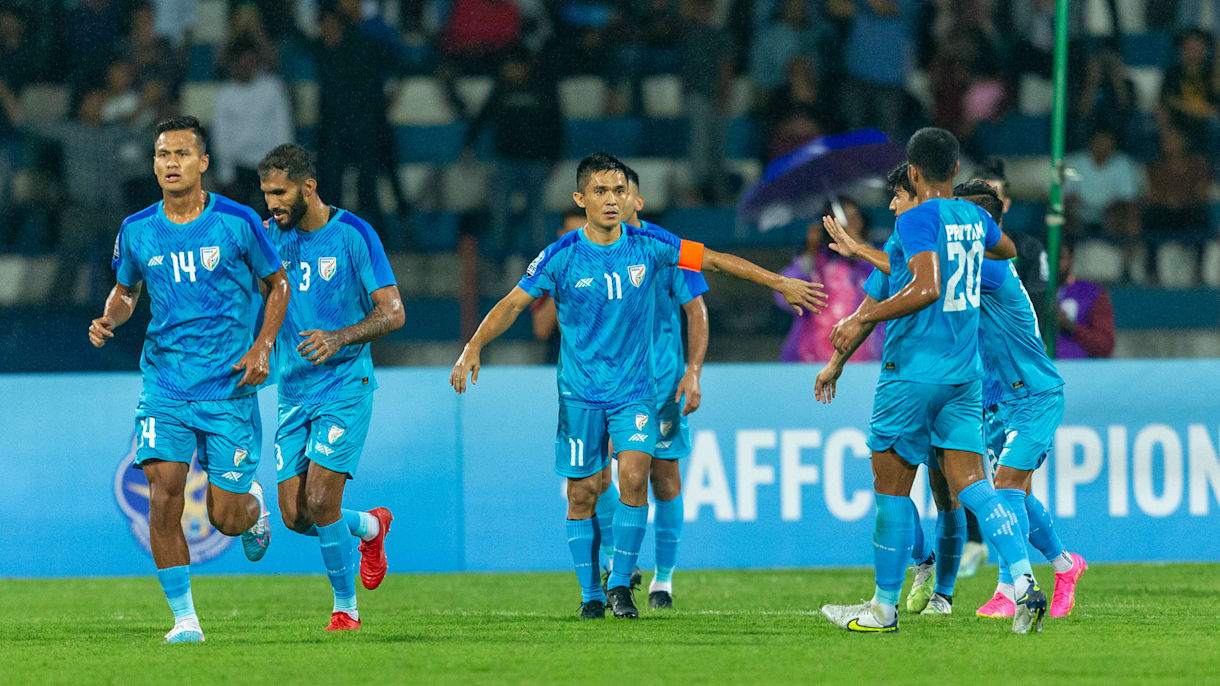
[
  {"left": 628, "top": 264, "right": 646, "bottom": 287},
  {"left": 319, "top": 257, "right": 337, "bottom": 281},
  {"left": 660, "top": 420, "right": 673, "bottom": 437},
  {"left": 526, "top": 250, "right": 545, "bottom": 277},
  {"left": 233, "top": 447, "right": 248, "bottom": 466},
  {"left": 115, "top": 433, "right": 231, "bottom": 564},
  {"left": 200, "top": 246, "right": 220, "bottom": 271},
  {"left": 635, "top": 414, "right": 649, "bottom": 430},
  {"left": 328, "top": 425, "right": 345, "bottom": 444}
]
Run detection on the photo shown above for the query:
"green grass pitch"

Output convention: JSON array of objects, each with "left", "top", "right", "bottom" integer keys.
[{"left": 4, "top": 563, "right": 1218, "bottom": 685}]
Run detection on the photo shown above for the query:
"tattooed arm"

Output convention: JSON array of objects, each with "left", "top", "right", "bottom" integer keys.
[{"left": 297, "top": 284, "right": 405, "bottom": 365}]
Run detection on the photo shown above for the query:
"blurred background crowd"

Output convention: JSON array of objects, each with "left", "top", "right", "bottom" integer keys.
[{"left": 1, "top": 0, "right": 1218, "bottom": 369}]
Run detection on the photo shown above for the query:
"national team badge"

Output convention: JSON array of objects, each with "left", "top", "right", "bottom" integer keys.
[
  {"left": 200, "top": 246, "right": 220, "bottom": 271},
  {"left": 328, "top": 425, "right": 345, "bottom": 444},
  {"left": 660, "top": 420, "right": 673, "bottom": 437},
  {"left": 628, "top": 264, "right": 646, "bottom": 287},
  {"left": 115, "top": 433, "right": 232, "bottom": 564},
  {"left": 319, "top": 257, "right": 337, "bottom": 281},
  {"left": 635, "top": 414, "right": 648, "bottom": 430},
  {"left": 233, "top": 447, "right": 248, "bottom": 466}
]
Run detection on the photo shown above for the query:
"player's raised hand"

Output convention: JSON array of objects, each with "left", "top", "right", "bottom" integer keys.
[
  {"left": 450, "top": 346, "right": 481, "bottom": 394},
  {"left": 297, "top": 330, "right": 342, "bottom": 365},
  {"left": 233, "top": 343, "right": 271, "bottom": 386},
  {"left": 814, "top": 363, "right": 843, "bottom": 404},
  {"left": 677, "top": 369, "right": 702, "bottom": 415},
  {"left": 88, "top": 316, "right": 116, "bottom": 347},
  {"left": 822, "top": 215, "right": 860, "bottom": 259},
  {"left": 777, "top": 276, "right": 828, "bottom": 316},
  {"left": 830, "top": 314, "right": 864, "bottom": 353}
]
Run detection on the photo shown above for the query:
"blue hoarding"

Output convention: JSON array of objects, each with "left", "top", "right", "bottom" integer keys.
[{"left": 2, "top": 360, "right": 1218, "bottom": 578}]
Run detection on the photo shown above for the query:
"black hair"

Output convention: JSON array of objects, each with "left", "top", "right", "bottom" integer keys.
[
  {"left": 886, "top": 162, "right": 914, "bottom": 198},
  {"left": 154, "top": 115, "right": 208, "bottom": 153},
  {"left": 953, "top": 179, "right": 1003, "bottom": 223},
  {"left": 576, "top": 152, "right": 629, "bottom": 192},
  {"left": 257, "top": 143, "right": 317, "bottom": 182},
  {"left": 623, "top": 164, "right": 640, "bottom": 189},
  {"left": 975, "top": 156, "right": 1007, "bottom": 184},
  {"left": 906, "top": 127, "right": 959, "bottom": 182}
]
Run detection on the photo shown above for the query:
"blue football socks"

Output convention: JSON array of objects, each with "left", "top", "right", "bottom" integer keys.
[
  {"left": 297, "top": 509, "right": 376, "bottom": 540},
  {"left": 653, "top": 494, "right": 683, "bottom": 585},
  {"left": 607, "top": 501, "right": 648, "bottom": 589},
  {"left": 934, "top": 507, "right": 966, "bottom": 596},
  {"left": 566, "top": 518, "right": 605, "bottom": 603},
  {"left": 872, "top": 494, "right": 915, "bottom": 609},
  {"left": 594, "top": 483, "right": 618, "bottom": 569},
  {"left": 959, "top": 480, "right": 1033, "bottom": 580},
  {"left": 156, "top": 565, "right": 197, "bottom": 621},
  {"left": 910, "top": 499, "right": 930, "bottom": 563},
  {"left": 318, "top": 519, "right": 357, "bottom": 617},
  {"left": 1025, "top": 493, "right": 1066, "bottom": 562}
]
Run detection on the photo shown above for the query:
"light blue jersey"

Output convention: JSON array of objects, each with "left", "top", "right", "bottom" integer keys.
[
  {"left": 518, "top": 223, "right": 703, "bottom": 408},
  {"left": 862, "top": 198, "right": 1002, "bottom": 385},
  {"left": 643, "top": 220, "right": 710, "bottom": 399},
  {"left": 268, "top": 208, "right": 396, "bottom": 405},
  {"left": 112, "top": 193, "right": 281, "bottom": 400},
  {"left": 979, "top": 259, "right": 1065, "bottom": 408}
]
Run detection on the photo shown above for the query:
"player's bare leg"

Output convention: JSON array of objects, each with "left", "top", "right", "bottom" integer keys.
[
  {"left": 277, "top": 473, "right": 314, "bottom": 533},
  {"left": 304, "top": 463, "right": 363, "bottom": 630},
  {"left": 144, "top": 461, "right": 203, "bottom": 643},
  {"left": 648, "top": 460, "right": 681, "bottom": 608}
]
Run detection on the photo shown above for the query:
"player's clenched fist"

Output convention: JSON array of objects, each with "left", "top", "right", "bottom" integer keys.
[
  {"left": 89, "top": 316, "right": 116, "bottom": 347},
  {"left": 449, "top": 346, "right": 481, "bottom": 394},
  {"left": 830, "top": 314, "right": 865, "bottom": 353},
  {"left": 778, "top": 277, "right": 828, "bottom": 316}
]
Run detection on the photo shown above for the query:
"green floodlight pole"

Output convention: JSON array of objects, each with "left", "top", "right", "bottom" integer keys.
[{"left": 1044, "top": 0, "right": 1070, "bottom": 356}]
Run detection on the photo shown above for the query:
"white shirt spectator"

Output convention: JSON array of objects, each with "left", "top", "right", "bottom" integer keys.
[
  {"left": 211, "top": 71, "right": 294, "bottom": 187},
  {"left": 1064, "top": 148, "right": 1143, "bottom": 226}
]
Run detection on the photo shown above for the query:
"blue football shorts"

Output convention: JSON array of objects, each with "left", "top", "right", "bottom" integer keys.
[
  {"left": 132, "top": 392, "right": 262, "bottom": 494},
  {"left": 985, "top": 386, "right": 1065, "bottom": 472},
  {"left": 554, "top": 399, "right": 657, "bottom": 478},
  {"left": 275, "top": 392, "right": 373, "bottom": 482},
  {"left": 867, "top": 379, "right": 984, "bottom": 466},
  {"left": 652, "top": 390, "right": 692, "bottom": 461}
]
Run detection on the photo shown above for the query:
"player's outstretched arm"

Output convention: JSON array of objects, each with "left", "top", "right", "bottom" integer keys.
[
  {"left": 450, "top": 287, "right": 537, "bottom": 393},
  {"left": 822, "top": 215, "right": 889, "bottom": 274},
  {"left": 678, "top": 295, "right": 709, "bottom": 415},
  {"left": 298, "top": 284, "right": 405, "bottom": 365},
  {"left": 831, "top": 252, "right": 940, "bottom": 352},
  {"left": 233, "top": 268, "right": 290, "bottom": 386},
  {"left": 815, "top": 298, "right": 879, "bottom": 404},
  {"left": 986, "top": 232, "right": 1017, "bottom": 260},
  {"left": 701, "top": 248, "right": 828, "bottom": 315},
  {"left": 88, "top": 281, "right": 143, "bottom": 348}
]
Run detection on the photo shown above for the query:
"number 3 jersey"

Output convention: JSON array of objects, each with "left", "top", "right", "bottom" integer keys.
[
  {"left": 268, "top": 208, "right": 397, "bottom": 405},
  {"left": 518, "top": 223, "right": 704, "bottom": 409},
  {"left": 862, "top": 198, "right": 1001, "bottom": 385},
  {"left": 112, "top": 193, "right": 282, "bottom": 400}
]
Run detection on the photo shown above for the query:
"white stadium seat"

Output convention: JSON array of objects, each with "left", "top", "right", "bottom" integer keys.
[
  {"left": 544, "top": 161, "right": 581, "bottom": 211},
  {"left": 1202, "top": 241, "right": 1220, "bottom": 287},
  {"left": 292, "top": 81, "right": 319, "bottom": 127},
  {"left": 441, "top": 162, "right": 489, "bottom": 211},
  {"left": 390, "top": 77, "right": 455, "bottom": 126},
  {"left": 621, "top": 158, "right": 675, "bottom": 212},
  {"left": 1018, "top": 74, "right": 1054, "bottom": 116},
  {"left": 1157, "top": 241, "right": 1199, "bottom": 288},
  {"left": 642, "top": 75, "right": 683, "bottom": 119},
  {"left": 19, "top": 84, "right": 70, "bottom": 123},
  {"left": 454, "top": 76, "right": 494, "bottom": 116},
  {"left": 193, "top": 0, "right": 229, "bottom": 45},
  {"left": 180, "top": 82, "right": 222, "bottom": 125},
  {"left": 558, "top": 76, "right": 609, "bottom": 119},
  {"left": 1127, "top": 66, "right": 1164, "bottom": 113},
  {"left": 1074, "top": 239, "right": 1125, "bottom": 282}
]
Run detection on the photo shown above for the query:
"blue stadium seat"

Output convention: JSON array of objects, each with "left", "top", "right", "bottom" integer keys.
[
  {"left": 659, "top": 207, "right": 737, "bottom": 245},
  {"left": 1121, "top": 31, "right": 1174, "bottom": 68},
  {"left": 972, "top": 114, "right": 1051, "bottom": 156},
  {"left": 642, "top": 118, "right": 688, "bottom": 157},
  {"left": 185, "top": 44, "right": 217, "bottom": 82},
  {"left": 411, "top": 211, "right": 460, "bottom": 252},
  {"left": 725, "top": 118, "right": 759, "bottom": 160},
  {"left": 563, "top": 118, "right": 643, "bottom": 159},
  {"left": 396, "top": 124, "right": 468, "bottom": 164}
]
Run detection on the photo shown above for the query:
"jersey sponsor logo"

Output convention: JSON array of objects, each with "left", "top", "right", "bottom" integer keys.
[
  {"left": 115, "top": 433, "right": 232, "bottom": 564},
  {"left": 200, "top": 246, "right": 221, "bottom": 271},
  {"left": 315, "top": 442, "right": 335, "bottom": 456},
  {"left": 319, "top": 256, "right": 337, "bottom": 281},
  {"left": 220, "top": 471, "right": 243, "bottom": 482},
  {"left": 526, "top": 250, "right": 544, "bottom": 277},
  {"left": 628, "top": 264, "right": 646, "bottom": 287},
  {"left": 327, "top": 425, "right": 345, "bottom": 444},
  {"left": 628, "top": 433, "right": 648, "bottom": 442},
  {"left": 575, "top": 277, "right": 594, "bottom": 288},
  {"left": 233, "top": 447, "right": 248, "bottom": 466},
  {"left": 147, "top": 255, "right": 164, "bottom": 266},
  {"left": 635, "top": 414, "right": 649, "bottom": 430},
  {"left": 660, "top": 420, "right": 673, "bottom": 437}
]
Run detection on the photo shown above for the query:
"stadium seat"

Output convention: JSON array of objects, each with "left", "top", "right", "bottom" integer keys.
[
  {"left": 396, "top": 124, "right": 467, "bottom": 163},
  {"left": 292, "top": 81, "right": 319, "bottom": 127},
  {"left": 181, "top": 82, "right": 222, "bottom": 125},
  {"left": 558, "top": 76, "right": 609, "bottom": 119},
  {"left": 726, "top": 158, "right": 763, "bottom": 193},
  {"left": 0, "top": 256, "right": 25, "bottom": 305},
  {"left": 1202, "top": 241, "right": 1220, "bottom": 287},
  {"left": 972, "top": 114, "right": 1051, "bottom": 157},
  {"left": 454, "top": 76, "right": 494, "bottom": 116},
  {"left": 193, "top": 0, "right": 229, "bottom": 45},
  {"left": 905, "top": 69, "right": 934, "bottom": 114},
  {"left": 390, "top": 77, "right": 455, "bottom": 126},
  {"left": 725, "top": 118, "right": 759, "bottom": 159},
  {"left": 563, "top": 118, "right": 643, "bottom": 159},
  {"left": 1018, "top": 74, "right": 1054, "bottom": 116},
  {"left": 543, "top": 161, "right": 580, "bottom": 211},
  {"left": 1156, "top": 241, "right": 1198, "bottom": 288},
  {"left": 441, "top": 162, "right": 490, "bottom": 211},
  {"left": 641, "top": 75, "right": 684, "bottom": 119},
  {"left": 1003, "top": 156, "right": 1053, "bottom": 200},
  {"left": 185, "top": 44, "right": 217, "bottom": 82},
  {"left": 1074, "top": 239, "right": 1125, "bottom": 282},
  {"left": 621, "top": 157, "right": 675, "bottom": 211},
  {"left": 1127, "top": 66, "right": 1164, "bottom": 113},
  {"left": 412, "top": 213, "right": 461, "bottom": 255},
  {"left": 18, "top": 84, "right": 69, "bottom": 123},
  {"left": 20, "top": 256, "right": 56, "bottom": 303},
  {"left": 1121, "top": 31, "right": 1173, "bottom": 68},
  {"left": 397, "top": 164, "right": 438, "bottom": 209}
]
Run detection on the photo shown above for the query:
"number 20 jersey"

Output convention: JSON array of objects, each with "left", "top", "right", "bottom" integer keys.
[{"left": 862, "top": 198, "right": 1001, "bottom": 385}]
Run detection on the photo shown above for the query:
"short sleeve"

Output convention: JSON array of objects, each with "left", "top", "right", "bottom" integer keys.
[
  {"left": 637, "top": 223, "right": 703, "bottom": 271},
  {"left": 982, "top": 209, "right": 1002, "bottom": 250},
  {"left": 349, "top": 217, "right": 397, "bottom": 293},
  {"left": 979, "top": 258, "right": 1008, "bottom": 293},
  {"left": 894, "top": 203, "right": 939, "bottom": 256},
  {"left": 518, "top": 245, "right": 561, "bottom": 297},
  {"left": 671, "top": 266, "right": 709, "bottom": 304},
  {"left": 242, "top": 213, "right": 281, "bottom": 279},
  {"left": 863, "top": 267, "right": 889, "bottom": 301},
  {"left": 112, "top": 223, "right": 142, "bottom": 287}
]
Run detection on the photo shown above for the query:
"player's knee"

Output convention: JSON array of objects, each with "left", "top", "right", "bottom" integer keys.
[
  {"left": 207, "top": 508, "right": 246, "bottom": 536},
  {"left": 279, "top": 505, "right": 312, "bottom": 532},
  {"left": 304, "top": 491, "right": 340, "bottom": 525},
  {"left": 147, "top": 486, "right": 184, "bottom": 521}
]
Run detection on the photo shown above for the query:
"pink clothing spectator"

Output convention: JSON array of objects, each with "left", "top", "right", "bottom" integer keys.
[{"left": 775, "top": 248, "right": 881, "bottom": 362}]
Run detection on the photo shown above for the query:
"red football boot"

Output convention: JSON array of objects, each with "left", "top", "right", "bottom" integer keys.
[
  {"left": 325, "top": 612, "right": 361, "bottom": 631},
  {"left": 358, "top": 507, "right": 394, "bottom": 590}
]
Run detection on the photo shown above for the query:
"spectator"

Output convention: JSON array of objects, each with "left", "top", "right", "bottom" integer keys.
[
  {"left": 1159, "top": 29, "right": 1220, "bottom": 161},
  {"left": 838, "top": 0, "right": 921, "bottom": 138},
  {"left": 1144, "top": 125, "right": 1212, "bottom": 282},
  {"left": 0, "top": 8, "right": 38, "bottom": 93},
  {"left": 774, "top": 199, "right": 880, "bottom": 363},
  {"left": 1057, "top": 237, "right": 1116, "bottom": 358},
  {"left": 150, "top": 0, "right": 198, "bottom": 47},
  {"left": 1075, "top": 45, "right": 1136, "bottom": 152},
  {"left": 212, "top": 36, "right": 294, "bottom": 211},
  {"left": 66, "top": 0, "right": 123, "bottom": 88},
  {"left": 22, "top": 89, "right": 143, "bottom": 303},
  {"left": 99, "top": 60, "right": 160, "bottom": 129},
  {"left": 225, "top": 2, "right": 279, "bottom": 73},
  {"left": 464, "top": 47, "right": 563, "bottom": 260},
  {"left": 530, "top": 208, "right": 586, "bottom": 364},
  {"left": 762, "top": 56, "right": 837, "bottom": 162},
  {"left": 928, "top": 24, "right": 1005, "bottom": 144},
  {"left": 750, "top": 0, "right": 819, "bottom": 97},
  {"left": 440, "top": 0, "right": 521, "bottom": 73},
  {"left": 1064, "top": 127, "right": 1143, "bottom": 279},
  {"left": 679, "top": 0, "right": 735, "bottom": 204},
  {"left": 122, "top": 2, "right": 187, "bottom": 98}
]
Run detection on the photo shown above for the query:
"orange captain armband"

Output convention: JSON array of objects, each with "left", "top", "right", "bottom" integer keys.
[{"left": 677, "top": 239, "right": 705, "bottom": 271}]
